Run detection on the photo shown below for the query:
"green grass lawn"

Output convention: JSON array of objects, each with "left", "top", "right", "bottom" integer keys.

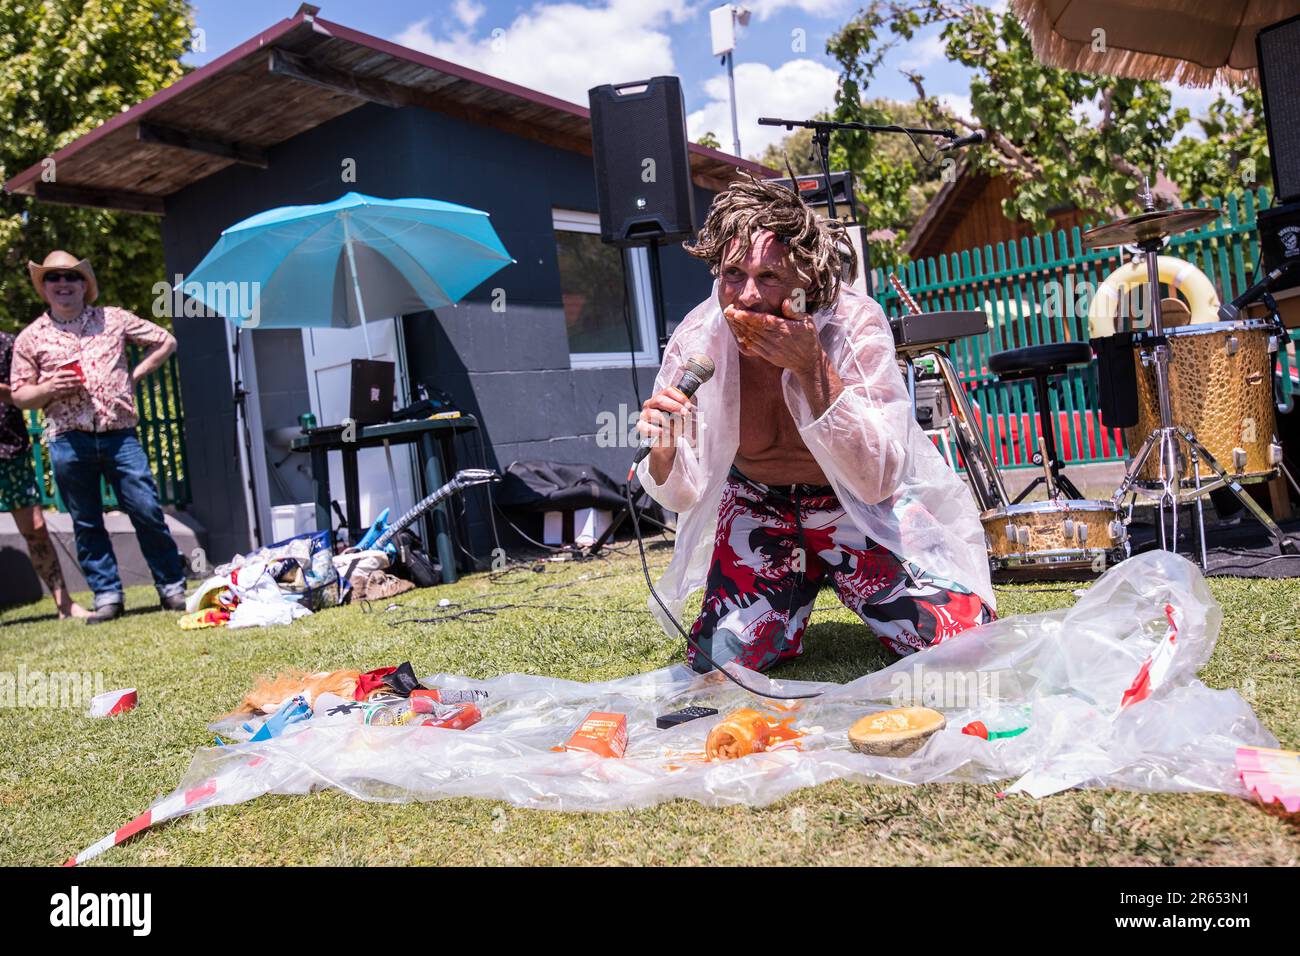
[{"left": 2, "top": 539, "right": 1297, "bottom": 866}]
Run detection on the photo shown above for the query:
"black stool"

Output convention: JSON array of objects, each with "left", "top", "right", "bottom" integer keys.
[{"left": 988, "top": 341, "right": 1094, "bottom": 502}]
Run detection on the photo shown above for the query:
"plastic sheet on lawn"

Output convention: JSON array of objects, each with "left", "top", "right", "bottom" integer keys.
[{"left": 78, "top": 552, "right": 1279, "bottom": 859}]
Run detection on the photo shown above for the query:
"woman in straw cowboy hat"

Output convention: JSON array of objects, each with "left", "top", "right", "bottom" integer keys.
[{"left": 9, "top": 251, "right": 187, "bottom": 624}]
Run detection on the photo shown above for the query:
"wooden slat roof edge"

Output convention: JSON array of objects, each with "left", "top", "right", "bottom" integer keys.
[
  {"left": 4, "top": 13, "right": 308, "bottom": 196},
  {"left": 3, "top": 10, "right": 776, "bottom": 205},
  {"left": 903, "top": 158, "right": 979, "bottom": 258}
]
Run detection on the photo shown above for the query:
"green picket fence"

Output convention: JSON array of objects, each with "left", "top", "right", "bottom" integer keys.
[
  {"left": 25, "top": 348, "right": 191, "bottom": 509},
  {"left": 871, "top": 187, "right": 1300, "bottom": 470}
]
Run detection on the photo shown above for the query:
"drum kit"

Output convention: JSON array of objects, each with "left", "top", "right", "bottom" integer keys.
[{"left": 897, "top": 179, "right": 1300, "bottom": 580}]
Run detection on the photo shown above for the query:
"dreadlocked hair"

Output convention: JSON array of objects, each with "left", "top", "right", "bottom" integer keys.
[{"left": 683, "top": 172, "right": 859, "bottom": 314}]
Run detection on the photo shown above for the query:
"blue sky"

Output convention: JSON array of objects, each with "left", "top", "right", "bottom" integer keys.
[{"left": 187, "top": 1, "right": 1221, "bottom": 159}]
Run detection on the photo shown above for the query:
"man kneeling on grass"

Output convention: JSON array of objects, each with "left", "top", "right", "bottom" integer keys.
[{"left": 635, "top": 176, "right": 995, "bottom": 672}]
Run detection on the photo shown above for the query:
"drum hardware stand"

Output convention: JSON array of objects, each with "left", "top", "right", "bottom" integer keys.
[
  {"left": 1011, "top": 376, "right": 1086, "bottom": 503},
  {"left": 889, "top": 274, "right": 1009, "bottom": 514},
  {"left": 1282, "top": 462, "right": 1300, "bottom": 499},
  {"left": 910, "top": 360, "right": 959, "bottom": 472},
  {"left": 1098, "top": 179, "right": 1300, "bottom": 562},
  {"left": 1267, "top": 296, "right": 1300, "bottom": 502},
  {"left": 1036, "top": 437, "right": 1058, "bottom": 500},
  {"left": 901, "top": 347, "right": 1009, "bottom": 513},
  {"left": 1188, "top": 443, "right": 1209, "bottom": 569},
  {"left": 1110, "top": 397, "right": 1300, "bottom": 558}
]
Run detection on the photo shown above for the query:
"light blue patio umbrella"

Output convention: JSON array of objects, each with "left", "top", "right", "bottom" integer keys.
[{"left": 181, "top": 191, "right": 514, "bottom": 354}]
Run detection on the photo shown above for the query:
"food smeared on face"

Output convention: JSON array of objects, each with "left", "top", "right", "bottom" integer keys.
[{"left": 723, "top": 303, "right": 770, "bottom": 351}]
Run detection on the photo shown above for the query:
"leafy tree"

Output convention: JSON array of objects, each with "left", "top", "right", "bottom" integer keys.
[
  {"left": 828, "top": 0, "right": 1195, "bottom": 259},
  {"left": 0, "top": 0, "right": 194, "bottom": 333},
  {"left": 696, "top": 131, "right": 722, "bottom": 150},
  {"left": 1167, "top": 85, "right": 1271, "bottom": 204}
]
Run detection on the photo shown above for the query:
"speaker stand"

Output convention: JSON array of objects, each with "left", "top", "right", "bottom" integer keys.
[{"left": 647, "top": 238, "right": 669, "bottom": 357}]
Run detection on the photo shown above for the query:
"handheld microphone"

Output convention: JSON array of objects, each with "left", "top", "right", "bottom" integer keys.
[
  {"left": 1217, "top": 259, "right": 1299, "bottom": 322},
  {"left": 938, "top": 129, "right": 987, "bottom": 152},
  {"left": 630, "top": 353, "right": 715, "bottom": 469}
]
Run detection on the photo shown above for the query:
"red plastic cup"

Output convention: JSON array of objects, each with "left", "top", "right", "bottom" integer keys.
[
  {"left": 89, "top": 688, "right": 137, "bottom": 718},
  {"left": 57, "top": 360, "right": 86, "bottom": 384}
]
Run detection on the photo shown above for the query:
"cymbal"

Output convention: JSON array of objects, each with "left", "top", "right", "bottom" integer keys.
[{"left": 1081, "top": 207, "right": 1220, "bottom": 250}]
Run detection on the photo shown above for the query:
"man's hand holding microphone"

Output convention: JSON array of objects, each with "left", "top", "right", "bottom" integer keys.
[{"left": 631, "top": 354, "right": 715, "bottom": 486}]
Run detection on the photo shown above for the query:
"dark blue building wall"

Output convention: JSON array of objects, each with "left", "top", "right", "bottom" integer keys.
[{"left": 162, "top": 101, "right": 719, "bottom": 563}]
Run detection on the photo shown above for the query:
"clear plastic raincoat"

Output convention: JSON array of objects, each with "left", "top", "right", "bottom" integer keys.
[{"left": 636, "top": 281, "right": 995, "bottom": 636}]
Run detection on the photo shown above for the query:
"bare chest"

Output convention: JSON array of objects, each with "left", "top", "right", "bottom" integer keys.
[{"left": 735, "top": 356, "right": 825, "bottom": 483}]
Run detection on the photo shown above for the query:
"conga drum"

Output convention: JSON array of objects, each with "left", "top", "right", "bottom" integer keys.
[{"left": 1127, "top": 318, "right": 1282, "bottom": 484}]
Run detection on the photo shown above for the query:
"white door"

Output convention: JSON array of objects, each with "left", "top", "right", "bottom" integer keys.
[{"left": 301, "top": 319, "right": 420, "bottom": 540}]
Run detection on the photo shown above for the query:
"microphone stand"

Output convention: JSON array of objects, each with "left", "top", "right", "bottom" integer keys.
[{"left": 758, "top": 116, "right": 956, "bottom": 296}]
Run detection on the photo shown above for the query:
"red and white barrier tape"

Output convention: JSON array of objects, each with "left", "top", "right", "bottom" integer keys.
[
  {"left": 1118, "top": 603, "right": 1180, "bottom": 712},
  {"left": 63, "top": 779, "right": 217, "bottom": 867}
]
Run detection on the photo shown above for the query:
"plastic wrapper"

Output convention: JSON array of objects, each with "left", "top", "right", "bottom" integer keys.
[{"left": 74, "top": 552, "right": 1279, "bottom": 862}]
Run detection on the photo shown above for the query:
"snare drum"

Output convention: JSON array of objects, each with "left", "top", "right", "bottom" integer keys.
[
  {"left": 981, "top": 499, "right": 1128, "bottom": 579},
  {"left": 1127, "top": 319, "right": 1282, "bottom": 484}
]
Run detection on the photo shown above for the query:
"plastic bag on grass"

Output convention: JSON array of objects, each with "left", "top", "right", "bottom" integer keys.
[{"left": 75, "top": 551, "right": 1279, "bottom": 862}]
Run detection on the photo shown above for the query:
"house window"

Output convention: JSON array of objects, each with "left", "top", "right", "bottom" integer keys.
[{"left": 553, "top": 209, "right": 657, "bottom": 367}]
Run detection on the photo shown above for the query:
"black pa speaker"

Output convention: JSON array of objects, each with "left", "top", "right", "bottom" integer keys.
[
  {"left": 588, "top": 77, "right": 696, "bottom": 246},
  {"left": 1256, "top": 200, "right": 1300, "bottom": 295},
  {"left": 1258, "top": 13, "right": 1300, "bottom": 204}
]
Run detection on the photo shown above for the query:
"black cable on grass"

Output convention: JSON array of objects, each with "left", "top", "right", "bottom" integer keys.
[
  {"left": 386, "top": 602, "right": 648, "bottom": 626},
  {"left": 1204, "top": 553, "right": 1300, "bottom": 574},
  {"left": 993, "top": 584, "right": 1082, "bottom": 593},
  {"left": 486, "top": 560, "right": 549, "bottom": 584},
  {"left": 490, "top": 503, "right": 620, "bottom": 562},
  {"left": 373, "top": 565, "right": 656, "bottom": 621}
]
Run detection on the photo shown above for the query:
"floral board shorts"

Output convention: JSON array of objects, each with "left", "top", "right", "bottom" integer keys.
[
  {"left": 0, "top": 452, "right": 41, "bottom": 512},
  {"left": 686, "top": 467, "right": 995, "bottom": 672}
]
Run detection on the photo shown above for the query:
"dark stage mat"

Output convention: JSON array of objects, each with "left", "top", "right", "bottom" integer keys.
[{"left": 1128, "top": 513, "right": 1300, "bottom": 579}]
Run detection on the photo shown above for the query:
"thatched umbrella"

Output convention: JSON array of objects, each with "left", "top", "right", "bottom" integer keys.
[{"left": 1011, "top": 0, "right": 1300, "bottom": 87}]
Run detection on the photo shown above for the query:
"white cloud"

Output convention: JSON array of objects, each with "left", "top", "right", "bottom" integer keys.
[
  {"left": 1170, "top": 84, "right": 1231, "bottom": 117},
  {"left": 452, "top": 0, "right": 486, "bottom": 29},
  {"left": 743, "top": 0, "right": 854, "bottom": 21},
  {"left": 1169, "top": 83, "right": 1240, "bottom": 140},
  {"left": 934, "top": 91, "right": 973, "bottom": 124},
  {"left": 899, "top": 31, "right": 946, "bottom": 72},
  {"left": 688, "top": 57, "right": 840, "bottom": 158},
  {"left": 393, "top": 0, "right": 690, "bottom": 106}
]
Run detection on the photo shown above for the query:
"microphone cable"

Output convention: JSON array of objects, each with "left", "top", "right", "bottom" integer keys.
[{"left": 624, "top": 474, "right": 823, "bottom": 701}]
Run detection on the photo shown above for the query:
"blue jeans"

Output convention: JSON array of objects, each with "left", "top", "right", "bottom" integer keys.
[{"left": 48, "top": 429, "right": 186, "bottom": 607}]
